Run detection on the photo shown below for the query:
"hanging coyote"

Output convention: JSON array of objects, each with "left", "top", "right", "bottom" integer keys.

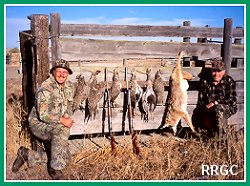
[{"left": 160, "top": 51, "right": 196, "bottom": 134}]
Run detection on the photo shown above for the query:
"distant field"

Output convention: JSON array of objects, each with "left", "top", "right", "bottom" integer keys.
[{"left": 6, "top": 65, "right": 22, "bottom": 80}]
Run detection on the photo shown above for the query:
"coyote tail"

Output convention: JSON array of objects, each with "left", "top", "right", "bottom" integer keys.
[{"left": 176, "top": 51, "right": 184, "bottom": 68}]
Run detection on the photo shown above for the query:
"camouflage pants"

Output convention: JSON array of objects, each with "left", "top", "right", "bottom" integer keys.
[
  {"left": 28, "top": 120, "right": 85, "bottom": 170},
  {"left": 201, "top": 104, "right": 233, "bottom": 139}
]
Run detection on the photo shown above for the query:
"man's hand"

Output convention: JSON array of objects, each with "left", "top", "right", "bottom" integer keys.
[{"left": 60, "top": 116, "right": 74, "bottom": 128}]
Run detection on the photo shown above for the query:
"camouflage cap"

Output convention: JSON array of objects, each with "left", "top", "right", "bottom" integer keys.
[
  {"left": 50, "top": 59, "right": 73, "bottom": 74},
  {"left": 212, "top": 59, "right": 225, "bottom": 71}
]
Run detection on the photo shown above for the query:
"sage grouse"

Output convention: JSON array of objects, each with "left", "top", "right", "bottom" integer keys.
[
  {"left": 110, "top": 68, "right": 122, "bottom": 107},
  {"left": 85, "top": 70, "right": 106, "bottom": 122},
  {"left": 153, "top": 69, "right": 165, "bottom": 106},
  {"left": 130, "top": 70, "right": 143, "bottom": 117},
  {"left": 160, "top": 51, "right": 196, "bottom": 134},
  {"left": 89, "top": 70, "right": 101, "bottom": 88},
  {"left": 141, "top": 68, "right": 156, "bottom": 122},
  {"left": 73, "top": 70, "right": 101, "bottom": 112},
  {"left": 73, "top": 74, "right": 91, "bottom": 112}
]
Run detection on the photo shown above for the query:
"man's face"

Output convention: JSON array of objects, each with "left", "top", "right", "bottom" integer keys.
[
  {"left": 53, "top": 67, "right": 69, "bottom": 84},
  {"left": 212, "top": 69, "right": 225, "bottom": 82}
]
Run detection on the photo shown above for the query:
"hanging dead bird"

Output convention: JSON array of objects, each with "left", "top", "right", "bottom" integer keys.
[
  {"left": 153, "top": 69, "right": 165, "bottom": 106},
  {"left": 85, "top": 70, "right": 106, "bottom": 123},
  {"left": 89, "top": 70, "right": 101, "bottom": 88},
  {"left": 130, "top": 69, "right": 143, "bottom": 117},
  {"left": 73, "top": 70, "right": 101, "bottom": 112},
  {"left": 85, "top": 81, "right": 106, "bottom": 122},
  {"left": 72, "top": 74, "right": 90, "bottom": 112},
  {"left": 141, "top": 68, "right": 157, "bottom": 122},
  {"left": 110, "top": 68, "right": 122, "bottom": 107}
]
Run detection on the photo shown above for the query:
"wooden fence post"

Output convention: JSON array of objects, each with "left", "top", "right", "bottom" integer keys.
[
  {"left": 223, "top": 18, "right": 233, "bottom": 75},
  {"left": 50, "top": 13, "right": 61, "bottom": 66},
  {"left": 197, "top": 25, "right": 209, "bottom": 43},
  {"left": 234, "top": 27, "right": 242, "bottom": 45},
  {"left": 22, "top": 14, "right": 50, "bottom": 150},
  {"left": 20, "top": 14, "right": 49, "bottom": 116},
  {"left": 30, "top": 14, "right": 50, "bottom": 89},
  {"left": 182, "top": 21, "right": 191, "bottom": 66},
  {"left": 19, "top": 31, "right": 33, "bottom": 116},
  {"left": 183, "top": 21, "right": 190, "bottom": 43}
]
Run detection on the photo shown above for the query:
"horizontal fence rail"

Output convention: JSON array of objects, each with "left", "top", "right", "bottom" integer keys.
[
  {"left": 60, "top": 38, "right": 244, "bottom": 60},
  {"left": 60, "top": 24, "right": 244, "bottom": 38}
]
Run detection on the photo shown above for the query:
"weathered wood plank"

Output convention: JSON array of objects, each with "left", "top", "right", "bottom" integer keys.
[
  {"left": 60, "top": 38, "right": 244, "bottom": 60},
  {"left": 19, "top": 31, "right": 33, "bottom": 114},
  {"left": 236, "top": 81, "right": 244, "bottom": 90},
  {"left": 60, "top": 24, "right": 244, "bottom": 38},
  {"left": 236, "top": 58, "right": 244, "bottom": 68},
  {"left": 68, "top": 64, "right": 244, "bottom": 83},
  {"left": 30, "top": 14, "right": 50, "bottom": 87},
  {"left": 50, "top": 13, "right": 61, "bottom": 66},
  {"left": 183, "top": 21, "right": 191, "bottom": 42},
  {"left": 223, "top": 18, "right": 233, "bottom": 75},
  {"left": 70, "top": 103, "right": 244, "bottom": 135},
  {"left": 68, "top": 61, "right": 244, "bottom": 136},
  {"left": 230, "top": 68, "right": 244, "bottom": 82},
  {"left": 236, "top": 90, "right": 244, "bottom": 104}
]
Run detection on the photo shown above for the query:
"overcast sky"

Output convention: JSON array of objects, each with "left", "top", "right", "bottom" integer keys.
[{"left": 5, "top": 5, "right": 245, "bottom": 48}]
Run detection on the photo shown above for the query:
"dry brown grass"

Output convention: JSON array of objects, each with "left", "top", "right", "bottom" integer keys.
[
  {"left": 5, "top": 70, "right": 244, "bottom": 181},
  {"left": 6, "top": 78, "right": 30, "bottom": 154},
  {"left": 63, "top": 133, "right": 244, "bottom": 180}
]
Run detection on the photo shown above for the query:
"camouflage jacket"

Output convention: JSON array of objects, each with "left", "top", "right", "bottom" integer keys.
[{"left": 29, "top": 76, "right": 75, "bottom": 125}]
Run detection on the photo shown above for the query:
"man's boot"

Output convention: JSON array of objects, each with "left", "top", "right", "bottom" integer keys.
[
  {"left": 48, "top": 168, "right": 64, "bottom": 180},
  {"left": 12, "top": 146, "right": 29, "bottom": 172}
]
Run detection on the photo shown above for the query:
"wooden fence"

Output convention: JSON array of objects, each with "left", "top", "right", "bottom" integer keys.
[{"left": 19, "top": 13, "right": 244, "bottom": 137}]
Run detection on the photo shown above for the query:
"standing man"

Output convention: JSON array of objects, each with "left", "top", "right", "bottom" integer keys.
[
  {"left": 196, "top": 59, "right": 237, "bottom": 138},
  {"left": 12, "top": 59, "right": 76, "bottom": 179}
]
